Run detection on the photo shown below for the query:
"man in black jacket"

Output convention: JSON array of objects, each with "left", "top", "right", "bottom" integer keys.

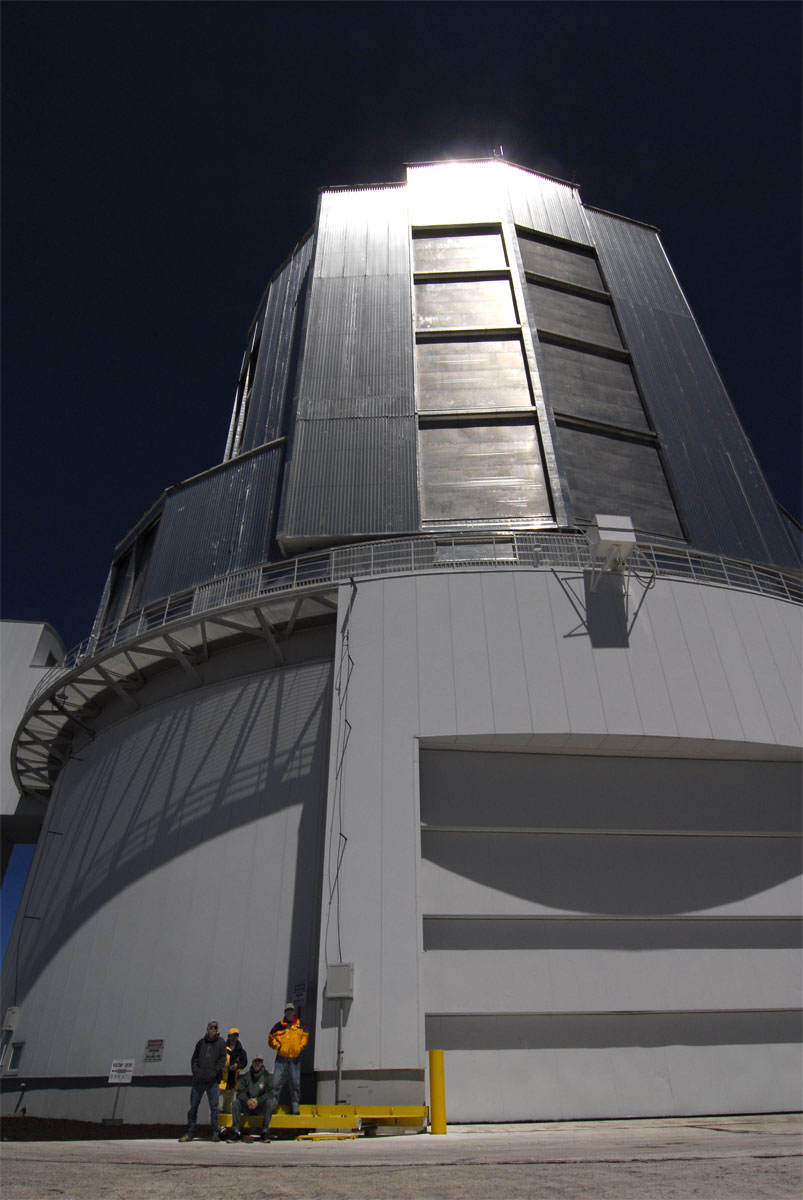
[{"left": 178, "top": 1020, "right": 227, "bottom": 1142}]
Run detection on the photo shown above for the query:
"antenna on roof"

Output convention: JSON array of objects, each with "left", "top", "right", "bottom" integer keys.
[{"left": 492, "top": 145, "right": 505, "bottom": 159}]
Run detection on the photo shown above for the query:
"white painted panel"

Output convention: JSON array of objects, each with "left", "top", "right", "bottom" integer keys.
[
  {"left": 10, "top": 659, "right": 331, "bottom": 1080},
  {"left": 735, "top": 592, "right": 803, "bottom": 746},
  {"left": 480, "top": 573, "right": 533, "bottom": 735},
  {"left": 447, "top": 575, "right": 495, "bottom": 735},
  {"left": 421, "top": 842, "right": 802, "bottom": 919},
  {"left": 380, "top": 578, "right": 424, "bottom": 1065},
  {"left": 541, "top": 575, "right": 607, "bottom": 734},
  {"left": 424, "top": 948, "right": 802, "bottom": 1014},
  {"left": 621, "top": 600, "right": 680, "bottom": 737},
  {"left": 436, "top": 1043, "right": 802, "bottom": 1121},
  {"left": 637, "top": 584, "right": 712, "bottom": 740},
  {"left": 669, "top": 582, "right": 746, "bottom": 741},
  {"left": 512, "top": 573, "right": 570, "bottom": 734},
  {"left": 319, "top": 582, "right": 405, "bottom": 1072},
  {"left": 701, "top": 586, "right": 775, "bottom": 744},
  {"left": 592, "top": 646, "right": 643, "bottom": 736},
  {"left": 415, "top": 575, "right": 458, "bottom": 735}
]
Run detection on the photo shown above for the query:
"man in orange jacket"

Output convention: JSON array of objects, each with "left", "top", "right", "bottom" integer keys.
[{"left": 267, "top": 1002, "right": 309, "bottom": 1115}]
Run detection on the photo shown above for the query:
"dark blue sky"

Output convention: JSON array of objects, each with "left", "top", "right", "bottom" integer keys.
[{"left": 2, "top": 0, "right": 801, "bottom": 653}]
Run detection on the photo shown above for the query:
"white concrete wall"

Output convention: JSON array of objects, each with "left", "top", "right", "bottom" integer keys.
[
  {"left": 314, "top": 568, "right": 802, "bottom": 1116},
  {"left": 2, "top": 656, "right": 332, "bottom": 1118}
]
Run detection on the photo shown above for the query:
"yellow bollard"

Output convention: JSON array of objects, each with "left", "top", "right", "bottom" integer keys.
[{"left": 428, "top": 1048, "right": 447, "bottom": 1134}]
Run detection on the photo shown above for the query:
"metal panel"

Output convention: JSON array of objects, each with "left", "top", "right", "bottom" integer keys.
[
  {"left": 141, "top": 446, "right": 282, "bottom": 603},
  {"left": 280, "top": 186, "right": 418, "bottom": 543},
  {"left": 504, "top": 163, "right": 591, "bottom": 245},
  {"left": 419, "top": 421, "right": 551, "bottom": 522},
  {"left": 527, "top": 281, "right": 623, "bottom": 349},
  {"left": 240, "top": 235, "right": 313, "bottom": 452},
  {"left": 407, "top": 161, "right": 504, "bottom": 226},
  {"left": 584, "top": 208, "right": 800, "bottom": 568},
  {"left": 518, "top": 234, "right": 603, "bottom": 290},
  {"left": 283, "top": 417, "right": 419, "bottom": 541},
  {"left": 414, "top": 278, "right": 518, "bottom": 331},
  {"left": 540, "top": 341, "right": 649, "bottom": 430},
  {"left": 413, "top": 233, "right": 506, "bottom": 273},
  {"left": 555, "top": 422, "right": 683, "bottom": 540},
  {"left": 296, "top": 275, "right": 413, "bottom": 417},
  {"left": 417, "top": 339, "right": 532, "bottom": 411}
]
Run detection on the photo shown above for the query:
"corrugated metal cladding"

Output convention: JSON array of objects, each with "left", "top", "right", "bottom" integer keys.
[
  {"left": 296, "top": 276, "right": 412, "bottom": 417},
  {"left": 407, "top": 161, "right": 503, "bottom": 226},
  {"left": 240, "top": 235, "right": 314, "bottom": 453},
  {"left": 140, "top": 446, "right": 282, "bottom": 605},
  {"left": 282, "top": 417, "right": 417, "bottom": 539},
  {"left": 555, "top": 423, "right": 683, "bottom": 540},
  {"left": 504, "top": 164, "right": 591, "bottom": 245},
  {"left": 279, "top": 187, "right": 418, "bottom": 545},
  {"left": 585, "top": 208, "right": 800, "bottom": 568}
]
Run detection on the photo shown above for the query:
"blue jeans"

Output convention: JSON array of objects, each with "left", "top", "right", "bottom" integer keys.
[
  {"left": 270, "top": 1057, "right": 301, "bottom": 1113},
  {"left": 186, "top": 1080, "right": 220, "bottom": 1136}
]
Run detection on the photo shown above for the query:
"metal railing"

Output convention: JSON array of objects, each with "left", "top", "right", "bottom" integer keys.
[{"left": 28, "top": 532, "right": 801, "bottom": 709}]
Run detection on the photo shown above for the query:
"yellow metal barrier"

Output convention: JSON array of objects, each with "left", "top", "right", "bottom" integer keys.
[
  {"left": 428, "top": 1049, "right": 446, "bottom": 1134},
  {"left": 221, "top": 1103, "right": 431, "bottom": 1138}
]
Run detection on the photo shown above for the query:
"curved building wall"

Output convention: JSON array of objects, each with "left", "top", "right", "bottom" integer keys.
[
  {"left": 1, "top": 650, "right": 332, "bottom": 1121},
  {"left": 314, "top": 568, "right": 802, "bottom": 1117},
  {"left": 4, "top": 158, "right": 801, "bottom": 1127}
]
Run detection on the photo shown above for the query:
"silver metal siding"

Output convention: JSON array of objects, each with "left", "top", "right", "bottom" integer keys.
[
  {"left": 284, "top": 417, "right": 418, "bottom": 537},
  {"left": 504, "top": 164, "right": 591, "bottom": 245},
  {"left": 585, "top": 208, "right": 799, "bottom": 568},
  {"left": 141, "top": 446, "right": 282, "bottom": 603},
  {"left": 280, "top": 187, "right": 418, "bottom": 542},
  {"left": 407, "top": 161, "right": 503, "bottom": 226},
  {"left": 240, "top": 236, "right": 314, "bottom": 452}
]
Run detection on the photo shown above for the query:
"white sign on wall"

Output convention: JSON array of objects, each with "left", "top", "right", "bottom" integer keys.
[
  {"left": 108, "top": 1059, "right": 135, "bottom": 1085},
  {"left": 143, "top": 1040, "right": 164, "bottom": 1063}
]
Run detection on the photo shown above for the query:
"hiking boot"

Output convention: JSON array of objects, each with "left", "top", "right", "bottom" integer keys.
[{"left": 178, "top": 1134, "right": 192, "bottom": 1142}]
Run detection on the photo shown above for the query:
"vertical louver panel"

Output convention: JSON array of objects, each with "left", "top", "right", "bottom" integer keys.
[
  {"left": 279, "top": 187, "right": 418, "bottom": 548},
  {"left": 141, "top": 446, "right": 282, "bottom": 603},
  {"left": 240, "top": 235, "right": 314, "bottom": 452},
  {"left": 585, "top": 208, "right": 799, "bottom": 567}
]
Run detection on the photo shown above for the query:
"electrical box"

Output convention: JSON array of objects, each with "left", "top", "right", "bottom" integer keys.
[
  {"left": 586, "top": 514, "right": 636, "bottom": 561},
  {"left": 2, "top": 1007, "right": 20, "bottom": 1033},
  {"left": 326, "top": 962, "right": 354, "bottom": 1000}
]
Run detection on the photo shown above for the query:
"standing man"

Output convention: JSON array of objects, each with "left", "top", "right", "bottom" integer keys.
[
  {"left": 230, "top": 1053, "right": 275, "bottom": 1142},
  {"left": 219, "top": 1026, "right": 247, "bottom": 1132},
  {"left": 268, "top": 1002, "right": 309, "bottom": 1115},
  {"left": 179, "top": 1020, "right": 227, "bottom": 1142}
]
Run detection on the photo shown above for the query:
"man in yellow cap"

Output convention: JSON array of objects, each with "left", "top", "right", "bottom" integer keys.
[{"left": 219, "top": 1026, "right": 247, "bottom": 1134}]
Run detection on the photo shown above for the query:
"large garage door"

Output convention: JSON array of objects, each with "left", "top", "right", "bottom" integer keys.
[{"left": 419, "top": 749, "right": 802, "bottom": 1121}]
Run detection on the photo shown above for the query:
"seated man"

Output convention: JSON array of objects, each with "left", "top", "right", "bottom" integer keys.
[{"left": 230, "top": 1054, "right": 275, "bottom": 1143}]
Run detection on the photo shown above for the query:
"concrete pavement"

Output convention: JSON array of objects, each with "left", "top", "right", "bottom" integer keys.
[{"left": 1, "top": 1113, "right": 801, "bottom": 1199}]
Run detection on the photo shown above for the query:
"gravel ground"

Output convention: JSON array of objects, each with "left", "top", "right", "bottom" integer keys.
[{"left": 1, "top": 1114, "right": 800, "bottom": 1200}]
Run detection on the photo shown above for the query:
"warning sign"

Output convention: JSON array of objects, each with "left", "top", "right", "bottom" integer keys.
[
  {"left": 108, "top": 1059, "right": 135, "bottom": 1084},
  {"left": 143, "top": 1040, "right": 164, "bottom": 1063}
]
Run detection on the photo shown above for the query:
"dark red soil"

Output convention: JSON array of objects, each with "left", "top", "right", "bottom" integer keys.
[{"left": 1, "top": 1114, "right": 194, "bottom": 1141}]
